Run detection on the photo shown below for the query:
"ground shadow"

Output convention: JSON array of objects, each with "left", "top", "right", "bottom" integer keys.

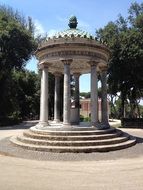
[
  {"left": 135, "top": 136, "right": 143, "bottom": 144},
  {"left": 0, "top": 121, "right": 38, "bottom": 130}
]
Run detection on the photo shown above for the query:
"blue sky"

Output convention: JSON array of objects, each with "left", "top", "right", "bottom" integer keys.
[{"left": 1, "top": 0, "right": 142, "bottom": 92}]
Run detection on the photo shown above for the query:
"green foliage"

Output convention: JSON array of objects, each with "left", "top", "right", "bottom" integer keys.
[
  {"left": 0, "top": 6, "right": 37, "bottom": 71},
  {"left": 0, "top": 5, "right": 38, "bottom": 121},
  {"left": 0, "top": 116, "right": 21, "bottom": 126},
  {"left": 11, "top": 70, "right": 40, "bottom": 119},
  {"left": 128, "top": 2, "right": 143, "bottom": 26},
  {"left": 80, "top": 88, "right": 105, "bottom": 99},
  {"left": 80, "top": 115, "right": 91, "bottom": 122},
  {"left": 80, "top": 92, "right": 90, "bottom": 99},
  {"left": 83, "top": 117, "right": 91, "bottom": 122},
  {"left": 139, "top": 105, "right": 143, "bottom": 118},
  {"left": 96, "top": 2, "right": 143, "bottom": 118},
  {"left": 0, "top": 69, "right": 40, "bottom": 120}
]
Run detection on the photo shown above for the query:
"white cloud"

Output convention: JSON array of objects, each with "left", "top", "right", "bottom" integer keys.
[
  {"left": 34, "top": 19, "right": 46, "bottom": 37},
  {"left": 47, "top": 29, "right": 57, "bottom": 37},
  {"left": 34, "top": 18, "right": 61, "bottom": 38},
  {"left": 33, "top": 17, "right": 94, "bottom": 39}
]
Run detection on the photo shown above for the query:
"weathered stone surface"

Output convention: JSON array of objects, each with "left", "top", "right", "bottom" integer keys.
[
  {"left": 90, "top": 63, "right": 98, "bottom": 127},
  {"left": 39, "top": 66, "right": 49, "bottom": 127},
  {"left": 10, "top": 125, "right": 136, "bottom": 153},
  {"left": 62, "top": 60, "right": 72, "bottom": 126},
  {"left": 100, "top": 67, "right": 109, "bottom": 127},
  {"left": 54, "top": 73, "right": 61, "bottom": 123}
]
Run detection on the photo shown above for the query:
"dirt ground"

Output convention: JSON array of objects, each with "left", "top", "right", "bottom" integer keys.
[{"left": 0, "top": 122, "right": 143, "bottom": 190}]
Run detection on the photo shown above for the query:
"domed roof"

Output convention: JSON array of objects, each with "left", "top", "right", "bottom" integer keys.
[
  {"left": 37, "top": 16, "right": 110, "bottom": 75},
  {"left": 48, "top": 16, "right": 94, "bottom": 40}
]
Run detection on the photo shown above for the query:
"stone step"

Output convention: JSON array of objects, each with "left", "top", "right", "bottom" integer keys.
[
  {"left": 17, "top": 133, "right": 129, "bottom": 146},
  {"left": 23, "top": 129, "right": 122, "bottom": 141},
  {"left": 30, "top": 127, "right": 116, "bottom": 136},
  {"left": 10, "top": 136, "right": 136, "bottom": 153}
]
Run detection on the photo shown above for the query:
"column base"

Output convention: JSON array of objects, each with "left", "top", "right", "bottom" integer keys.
[
  {"left": 53, "top": 119, "right": 60, "bottom": 123},
  {"left": 71, "top": 121, "right": 80, "bottom": 125},
  {"left": 62, "top": 122, "right": 71, "bottom": 128},
  {"left": 91, "top": 122, "right": 100, "bottom": 129},
  {"left": 99, "top": 122, "right": 110, "bottom": 129},
  {"left": 35, "top": 121, "right": 49, "bottom": 129}
]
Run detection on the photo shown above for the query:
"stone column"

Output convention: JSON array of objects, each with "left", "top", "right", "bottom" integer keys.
[
  {"left": 54, "top": 73, "right": 61, "bottom": 123},
  {"left": 101, "top": 66, "right": 109, "bottom": 128},
  {"left": 90, "top": 61, "right": 98, "bottom": 127},
  {"left": 73, "top": 73, "right": 80, "bottom": 124},
  {"left": 62, "top": 59, "right": 72, "bottom": 126},
  {"left": 39, "top": 64, "right": 49, "bottom": 127}
]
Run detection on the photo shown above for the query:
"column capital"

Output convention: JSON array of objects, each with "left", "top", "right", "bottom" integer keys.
[
  {"left": 60, "top": 58, "right": 73, "bottom": 65},
  {"left": 39, "top": 63, "right": 50, "bottom": 70},
  {"left": 53, "top": 72, "right": 62, "bottom": 77},
  {"left": 73, "top": 72, "right": 81, "bottom": 78},
  {"left": 88, "top": 60, "right": 99, "bottom": 66},
  {"left": 100, "top": 65, "right": 108, "bottom": 72}
]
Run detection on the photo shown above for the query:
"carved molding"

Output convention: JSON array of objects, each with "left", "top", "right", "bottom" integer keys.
[
  {"left": 39, "top": 63, "right": 49, "bottom": 70},
  {"left": 99, "top": 65, "right": 108, "bottom": 72},
  {"left": 39, "top": 50, "right": 108, "bottom": 62},
  {"left": 37, "top": 40, "right": 110, "bottom": 56},
  {"left": 88, "top": 60, "right": 99, "bottom": 67},
  {"left": 53, "top": 72, "right": 62, "bottom": 77},
  {"left": 60, "top": 58, "right": 73, "bottom": 65},
  {"left": 73, "top": 72, "right": 81, "bottom": 77}
]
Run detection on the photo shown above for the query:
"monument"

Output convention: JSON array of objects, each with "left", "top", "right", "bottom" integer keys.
[{"left": 11, "top": 16, "right": 136, "bottom": 152}]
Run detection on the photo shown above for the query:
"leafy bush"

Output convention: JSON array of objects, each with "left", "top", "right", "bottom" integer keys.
[
  {"left": 0, "top": 116, "right": 21, "bottom": 127},
  {"left": 80, "top": 115, "right": 84, "bottom": 122},
  {"left": 121, "top": 118, "right": 143, "bottom": 128}
]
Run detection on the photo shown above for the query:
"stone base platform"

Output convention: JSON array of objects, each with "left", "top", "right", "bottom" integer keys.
[{"left": 10, "top": 122, "right": 136, "bottom": 153}]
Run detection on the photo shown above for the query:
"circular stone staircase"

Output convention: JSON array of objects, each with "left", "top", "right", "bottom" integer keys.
[{"left": 10, "top": 126, "right": 136, "bottom": 153}]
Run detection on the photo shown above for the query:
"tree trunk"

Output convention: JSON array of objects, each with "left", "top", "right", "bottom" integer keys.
[
  {"left": 136, "top": 100, "right": 140, "bottom": 118},
  {"left": 110, "top": 94, "right": 117, "bottom": 119},
  {"left": 121, "top": 92, "right": 125, "bottom": 118}
]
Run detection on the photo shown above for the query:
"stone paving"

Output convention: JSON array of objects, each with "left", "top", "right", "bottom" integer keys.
[{"left": 0, "top": 121, "right": 143, "bottom": 189}]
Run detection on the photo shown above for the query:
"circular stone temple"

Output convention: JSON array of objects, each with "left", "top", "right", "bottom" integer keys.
[
  {"left": 36, "top": 15, "right": 110, "bottom": 128},
  {"left": 10, "top": 16, "right": 136, "bottom": 153}
]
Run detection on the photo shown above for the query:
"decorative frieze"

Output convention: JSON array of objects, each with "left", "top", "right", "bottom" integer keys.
[{"left": 39, "top": 50, "right": 107, "bottom": 63}]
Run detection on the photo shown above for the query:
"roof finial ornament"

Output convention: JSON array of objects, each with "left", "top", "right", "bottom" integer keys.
[{"left": 68, "top": 16, "right": 78, "bottom": 29}]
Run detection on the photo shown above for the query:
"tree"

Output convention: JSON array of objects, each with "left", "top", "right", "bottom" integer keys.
[
  {"left": 11, "top": 70, "right": 40, "bottom": 119},
  {"left": 80, "top": 92, "right": 91, "bottom": 99},
  {"left": 0, "top": 5, "right": 37, "bottom": 118},
  {"left": 0, "top": 6, "right": 37, "bottom": 71},
  {"left": 96, "top": 2, "right": 143, "bottom": 118}
]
